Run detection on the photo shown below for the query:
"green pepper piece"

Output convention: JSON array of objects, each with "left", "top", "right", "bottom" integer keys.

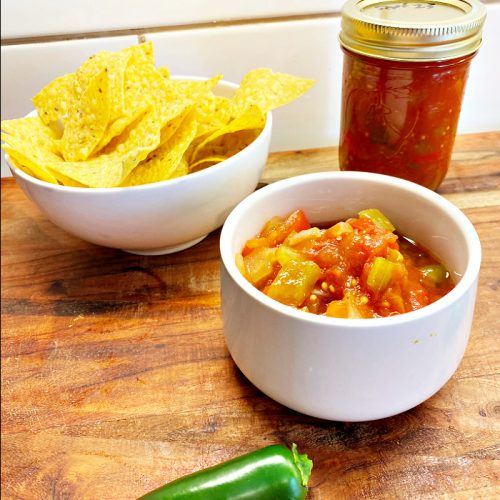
[
  {"left": 366, "top": 257, "right": 395, "bottom": 295},
  {"left": 138, "top": 443, "right": 313, "bottom": 500},
  {"left": 420, "top": 264, "right": 449, "bottom": 287},
  {"left": 358, "top": 208, "right": 395, "bottom": 232}
]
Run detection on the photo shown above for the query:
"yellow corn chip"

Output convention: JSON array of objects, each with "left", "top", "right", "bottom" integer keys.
[
  {"left": 189, "top": 155, "right": 227, "bottom": 173},
  {"left": 47, "top": 153, "right": 124, "bottom": 188},
  {"left": 1, "top": 129, "right": 88, "bottom": 185},
  {"left": 101, "top": 106, "right": 161, "bottom": 180},
  {"left": 124, "top": 53, "right": 186, "bottom": 127},
  {"left": 217, "top": 129, "right": 260, "bottom": 156},
  {"left": 32, "top": 73, "right": 74, "bottom": 126},
  {"left": 232, "top": 68, "right": 315, "bottom": 115},
  {"left": 4, "top": 124, "right": 123, "bottom": 187},
  {"left": 4, "top": 152, "right": 38, "bottom": 180},
  {"left": 60, "top": 68, "right": 110, "bottom": 162},
  {"left": 2, "top": 145, "right": 59, "bottom": 184},
  {"left": 194, "top": 94, "right": 232, "bottom": 138},
  {"left": 190, "top": 129, "right": 259, "bottom": 168},
  {"left": 75, "top": 50, "right": 131, "bottom": 122},
  {"left": 1, "top": 130, "right": 61, "bottom": 162},
  {"left": 93, "top": 104, "right": 148, "bottom": 155},
  {"left": 190, "top": 105, "right": 265, "bottom": 164},
  {"left": 76, "top": 50, "right": 114, "bottom": 87},
  {"left": 124, "top": 41, "right": 155, "bottom": 66},
  {"left": 158, "top": 67, "right": 170, "bottom": 80},
  {"left": 1, "top": 116, "right": 60, "bottom": 155},
  {"left": 50, "top": 171, "right": 87, "bottom": 187},
  {"left": 159, "top": 106, "right": 195, "bottom": 145},
  {"left": 122, "top": 112, "right": 197, "bottom": 186},
  {"left": 165, "top": 75, "right": 222, "bottom": 103},
  {"left": 169, "top": 156, "right": 189, "bottom": 180},
  {"left": 103, "top": 51, "right": 132, "bottom": 121}
]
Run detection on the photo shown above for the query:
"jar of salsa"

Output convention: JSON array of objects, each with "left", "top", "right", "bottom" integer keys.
[{"left": 338, "top": 0, "right": 487, "bottom": 190}]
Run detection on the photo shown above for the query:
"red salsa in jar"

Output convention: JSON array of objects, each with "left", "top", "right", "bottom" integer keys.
[
  {"left": 339, "top": 51, "right": 475, "bottom": 190},
  {"left": 339, "top": 0, "right": 486, "bottom": 191}
]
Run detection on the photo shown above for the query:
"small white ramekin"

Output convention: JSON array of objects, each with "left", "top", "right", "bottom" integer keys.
[{"left": 220, "top": 171, "right": 481, "bottom": 421}]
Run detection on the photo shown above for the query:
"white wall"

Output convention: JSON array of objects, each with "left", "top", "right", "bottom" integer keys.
[{"left": 2, "top": 0, "right": 499, "bottom": 177}]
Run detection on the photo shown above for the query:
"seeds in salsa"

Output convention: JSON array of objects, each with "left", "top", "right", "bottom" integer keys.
[{"left": 237, "top": 209, "right": 455, "bottom": 318}]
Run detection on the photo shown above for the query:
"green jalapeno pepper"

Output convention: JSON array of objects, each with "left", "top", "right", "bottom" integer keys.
[{"left": 139, "top": 443, "right": 313, "bottom": 499}]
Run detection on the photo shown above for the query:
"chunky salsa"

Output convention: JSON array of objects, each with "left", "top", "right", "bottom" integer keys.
[
  {"left": 339, "top": 49, "right": 475, "bottom": 191},
  {"left": 237, "top": 209, "right": 455, "bottom": 318}
]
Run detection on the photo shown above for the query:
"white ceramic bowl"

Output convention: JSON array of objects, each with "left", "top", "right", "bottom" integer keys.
[
  {"left": 5, "top": 79, "right": 272, "bottom": 255},
  {"left": 220, "top": 172, "right": 481, "bottom": 421}
]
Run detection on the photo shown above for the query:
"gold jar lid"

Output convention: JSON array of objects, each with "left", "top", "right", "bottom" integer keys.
[{"left": 339, "top": 0, "right": 487, "bottom": 61}]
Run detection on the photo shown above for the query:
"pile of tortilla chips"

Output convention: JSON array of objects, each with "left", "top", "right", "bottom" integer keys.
[{"left": 1, "top": 42, "right": 314, "bottom": 188}]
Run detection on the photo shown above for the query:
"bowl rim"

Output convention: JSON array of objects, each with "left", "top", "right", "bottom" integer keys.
[
  {"left": 220, "top": 171, "right": 482, "bottom": 328},
  {"left": 4, "top": 77, "right": 272, "bottom": 193}
]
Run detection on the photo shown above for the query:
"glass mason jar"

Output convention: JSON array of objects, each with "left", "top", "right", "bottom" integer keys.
[{"left": 339, "top": 0, "right": 487, "bottom": 191}]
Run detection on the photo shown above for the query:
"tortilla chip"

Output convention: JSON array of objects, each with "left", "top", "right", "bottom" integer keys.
[
  {"left": 32, "top": 73, "right": 74, "bottom": 126},
  {"left": 232, "top": 68, "right": 314, "bottom": 115},
  {"left": 190, "top": 105, "right": 265, "bottom": 164},
  {"left": 2, "top": 145, "right": 59, "bottom": 184},
  {"left": 158, "top": 67, "right": 170, "bottom": 80},
  {"left": 194, "top": 94, "right": 232, "bottom": 138},
  {"left": 124, "top": 41, "right": 155, "bottom": 66},
  {"left": 122, "top": 112, "right": 197, "bottom": 186},
  {"left": 1, "top": 116, "right": 60, "bottom": 155},
  {"left": 169, "top": 156, "right": 189, "bottom": 179},
  {"left": 101, "top": 106, "right": 161, "bottom": 180},
  {"left": 60, "top": 68, "right": 110, "bottom": 162},
  {"left": 165, "top": 75, "right": 222, "bottom": 102},
  {"left": 47, "top": 154, "right": 124, "bottom": 188},
  {"left": 93, "top": 104, "right": 148, "bottom": 155},
  {"left": 189, "top": 155, "right": 227, "bottom": 173},
  {"left": 159, "top": 106, "right": 195, "bottom": 145}
]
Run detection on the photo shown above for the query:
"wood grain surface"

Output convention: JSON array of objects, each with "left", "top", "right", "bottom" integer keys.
[{"left": 2, "top": 132, "right": 500, "bottom": 499}]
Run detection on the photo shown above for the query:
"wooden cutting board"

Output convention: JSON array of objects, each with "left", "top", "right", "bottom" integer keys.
[{"left": 2, "top": 132, "right": 499, "bottom": 499}]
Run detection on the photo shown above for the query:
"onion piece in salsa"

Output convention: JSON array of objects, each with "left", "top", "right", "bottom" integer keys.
[{"left": 236, "top": 209, "right": 455, "bottom": 318}]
